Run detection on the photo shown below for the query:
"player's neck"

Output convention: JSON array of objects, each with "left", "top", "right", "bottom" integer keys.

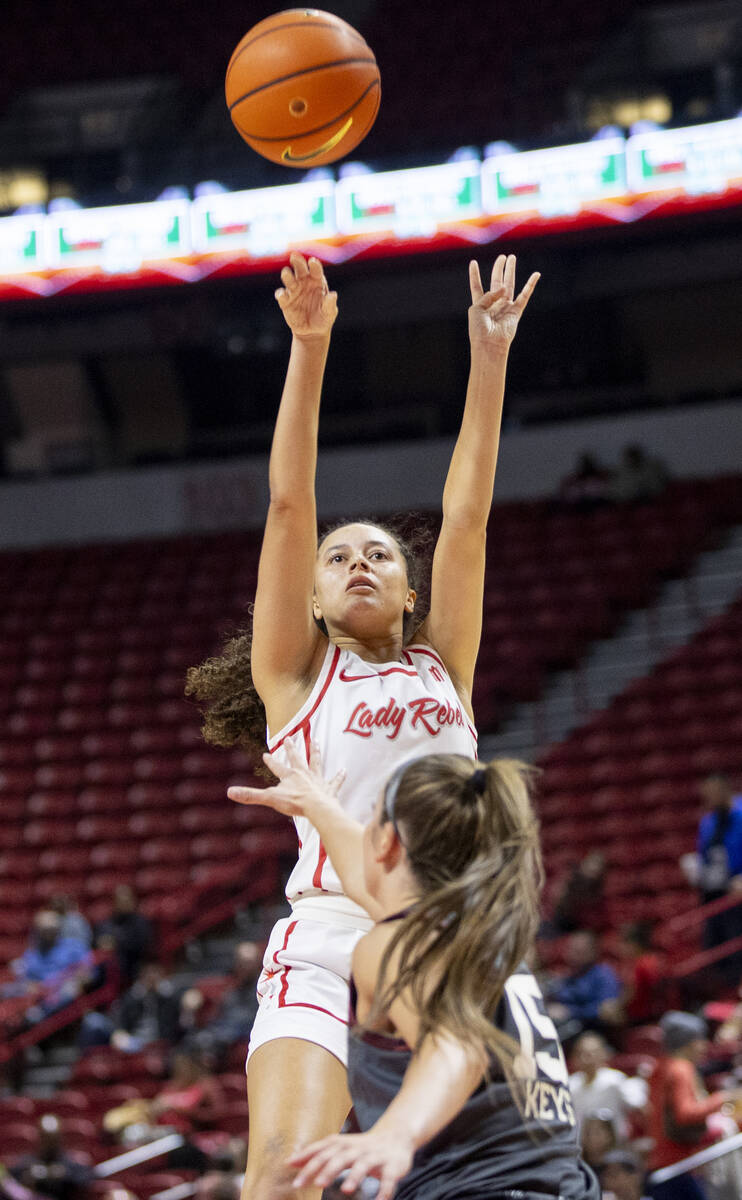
[
  {"left": 375, "top": 864, "right": 420, "bottom": 919},
  {"left": 331, "top": 631, "right": 405, "bottom": 663}
]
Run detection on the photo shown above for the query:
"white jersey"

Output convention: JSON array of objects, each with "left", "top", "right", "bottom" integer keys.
[{"left": 267, "top": 641, "right": 478, "bottom": 917}]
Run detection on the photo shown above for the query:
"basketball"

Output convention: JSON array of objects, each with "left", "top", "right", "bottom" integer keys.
[{"left": 225, "top": 9, "right": 380, "bottom": 167}]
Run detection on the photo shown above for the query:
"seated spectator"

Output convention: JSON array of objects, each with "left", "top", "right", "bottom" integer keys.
[
  {"left": 95, "top": 885, "right": 153, "bottom": 984},
  {"left": 191, "top": 942, "right": 261, "bottom": 1060},
  {"left": 559, "top": 452, "right": 612, "bottom": 510},
  {"left": 9, "top": 1114, "right": 93, "bottom": 1200},
  {"left": 48, "top": 895, "right": 92, "bottom": 949},
  {"left": 648, "top": 1011, "right": 742, "bottom": 1200},
  {"left": 546, "top": 931, "right": 623, "bottom": 1039},
  {"left": 548, "top": 851, "right": 608, "bottom": 936},
  {"left": 9, "top": 911, "right": 93, "bottom": 1019},
  {"left": 195, "top": 1138, "right": 248, "bottom": 1200},
  {"left": 599, "top": 1149, "right": 650, "bottom": 1200},
  {"left": 104, "top": 1047, "right": 223, "bottom": 1143},
  {"left": 609, "top": 444, "right": 668, "bottom": 504},
  {"left": 692, "top": 773, "right": 742, "bottom": 981},
  {"left": 580, "top": 1109, "right": 619, "bottom": 1174},
  {"left": 79, "top": 962, "right": 183, "bottom": 1051},
  {"left": 570, "top": 1031, "right": 648, "bottom": 1139},
  {"left": 618, "top": 922, "right": 663, "bottom": 1024}
]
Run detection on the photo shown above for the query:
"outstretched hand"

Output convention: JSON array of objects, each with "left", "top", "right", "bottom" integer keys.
[
  {"left": 468, "top": 254, "right": 539, "bottom": 355},
  {"left": 228, "top": 739, "right": 345, "bottom": 819},
  {"left": 275, "top": 251, "right": 338, "bottom": 341},
  {"left": 289, "top": 1127, "right": 415, "bottom": 1200}
]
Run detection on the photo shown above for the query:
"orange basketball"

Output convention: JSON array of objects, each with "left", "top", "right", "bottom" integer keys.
[{"left": 225, "top": 9, "right": 380, "bottom": 167}]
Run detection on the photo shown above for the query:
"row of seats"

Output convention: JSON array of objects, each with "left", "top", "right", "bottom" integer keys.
[{"left": 536, "top": 589, "right": 742, "bottom": 936}]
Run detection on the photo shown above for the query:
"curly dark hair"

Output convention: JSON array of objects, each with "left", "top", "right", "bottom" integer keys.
[{"left": 185, "top": 516, "right": 434, "bottom": 762}]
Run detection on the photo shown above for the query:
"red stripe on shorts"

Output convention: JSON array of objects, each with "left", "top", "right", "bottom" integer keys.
[
  {"left": 276, "top": 919, "right": 298, "bottom": 1007},
  {"left": 312, "top": 842, "right": 328, "bottom": 889},
  {"left": 282, "top": 1001, "right": 348, "bottom": 1026}
]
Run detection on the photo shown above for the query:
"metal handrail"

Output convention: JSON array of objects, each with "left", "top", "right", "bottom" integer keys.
[{"left": 648, "top": 1130, "right": 742, "bottom": 1184}]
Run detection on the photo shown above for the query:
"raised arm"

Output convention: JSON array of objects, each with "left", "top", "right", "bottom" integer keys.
[
  {"left": 420, "top": 255, "right": 539, "bottom": 707},
  {"left": 228, "top": 742, "right": 382, "bottom": 918},
  {"left": 250, "top": 253, "right": 338, "bottom": 724}
]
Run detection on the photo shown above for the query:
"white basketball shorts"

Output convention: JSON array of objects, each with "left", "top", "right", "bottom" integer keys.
[{"left": 247, "top": 905, "right": 372, "bottom": 1068}]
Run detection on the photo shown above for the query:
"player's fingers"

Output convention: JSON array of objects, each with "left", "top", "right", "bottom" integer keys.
[
  {"left": 377, "top": 1167, "right": 400, "bottom": 1200},
  {"left": 340, "top": 1159, "right": 376, "bottom": 1193},
  {"left": 490, "top": 253, "right": 507, "bottom": 290},
  {"left": 322, "top": 290, "right": 338, "bottom": 318},
  {"left": 227, "top": 786, "right": 257, "bottom": 805},
  {"left": 286, "top": 739, "right": 307, "bottom": 768},
  {"left": 328, "top": 768, "right": 346, "bottom": 797},
  {"left": 307, "top": 255, "right": 324, "bottom": 281},
  {"left": 514, "top": 271, "right": 541, "bottom": 311},
  {"left": 477, "top": 284, "right": 507, "bottom": 309},
  {"left": 262, "top": 750, "right": 291, "bottom": 779},
  {"left": 280, "top": 265, "right": 297, "bottom": 290},
  {"left": 468, "top": 259, "right": 484, "bottom": 303},
  {"left": 291, "top": 1144, "right": 339, "bottom": 1186},
  {"left": 290, "top": 251, "right": 309, "bottom": 278},
  {"left": 504, "top": 253, "right": 516, "bottom": 298}
]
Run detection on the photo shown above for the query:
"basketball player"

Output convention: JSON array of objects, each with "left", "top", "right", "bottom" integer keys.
[
  {"left": 187, "top": 250, "right": 539, "bottom": 1200},
  {"left": 230, "top": 742, "right": 600, "bottom": 1200}
]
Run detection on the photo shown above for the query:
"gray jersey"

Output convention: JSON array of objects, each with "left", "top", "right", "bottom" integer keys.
[{"left": 347, "top": 965, "right": 600, "bottom": 1200}]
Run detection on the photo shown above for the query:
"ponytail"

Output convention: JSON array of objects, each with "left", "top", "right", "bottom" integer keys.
[{"left": 370, "top": 756, "right": 542, "bottom": 1072}]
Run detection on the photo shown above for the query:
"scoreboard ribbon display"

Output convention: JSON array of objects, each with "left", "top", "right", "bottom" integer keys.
[{"left": 0, "top": 116, "right": 740, "bottom": 299}]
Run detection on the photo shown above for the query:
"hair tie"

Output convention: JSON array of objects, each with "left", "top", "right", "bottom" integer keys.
[{"left": 467, "top": 767, "right": 487, "bottom": 800}]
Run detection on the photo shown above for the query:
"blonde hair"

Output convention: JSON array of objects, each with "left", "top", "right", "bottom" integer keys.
[{"left": 372, "top": 754, "right": 542, "bottom": 1071}]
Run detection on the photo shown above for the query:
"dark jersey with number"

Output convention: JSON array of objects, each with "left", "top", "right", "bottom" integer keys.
[{"left": 347, "top": 965, "right": 599, "bottom": 1200}]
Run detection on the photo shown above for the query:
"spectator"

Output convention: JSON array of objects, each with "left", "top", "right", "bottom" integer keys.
[
  {"left": 195, "top": 1139, "right": 248, "bottom": 1200},
  {"left": 47, "top": 895, "right": 92, "bottom": 948},
  {"left": 9, "top": 1115, "right": 93, "bottom": 1200},
  {"left": 618, "top": 923, "right": 663, "bottom": 1024},
  {"left": 95, "top": 885, "right": 153, "bottom": 984},
  {"left": 696, "top": 773, "right": 742, "bottom": 974},
  {"left": 192, "top": 942, "right": 262, "bottom": 1059},
  {"left": 559, "top": 452, "right": 612, "bottom": 511},
  {"left": 546, "top": 931, "right": 623, "bottom": 1038},
  {"left": 10, "top": 911, "right": 93, "bottom": 1018},
  {"left": 609, "top": 444, "right": 668, "bottom": 504},
  {"left": 581, "top": 1109, "right": 618, "bottom": 1173},
  {"left": 549, "top": 851, "right": 608, "bottom": 936},
  {"left": 79, "top": 962, "right": 182, "bottom": 1051},
  {"left": 570, "top": 1032, "right": 647, "bottom": 1139},
  {"left": 104, "top": 1047, "right": 223, "bottom": 1143},
  {"left": 599, "top": 1149, "right": 650, "bottom": 1200},
  {"left": 647, "top": 1011, "right": 742, "bottom": 1200}
]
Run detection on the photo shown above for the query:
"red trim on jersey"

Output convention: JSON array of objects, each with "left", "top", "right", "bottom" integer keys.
[
  {"left": 407, "top": 645, "right": 478, "bottom": 746},
  {"left": 281, "top": 1001, "right": 348, "bottom": 1026},
  {"left": 276, "top": 919, "right": 298, "bottom": 1007},
  {"left": 268, "top": 645, "right": 341, "bottom": 753},
  {"left": 312, "top": 842, "right": 328, "bottom": 889},
  {"left": 405, "top": 644, "right": 447, "bottom": 671},
  {"left": 338, "top": 666, "right": 417, "bottom": 682}
]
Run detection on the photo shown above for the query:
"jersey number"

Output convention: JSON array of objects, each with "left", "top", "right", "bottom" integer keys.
[{"left": 504, "top": 975, "right": 569, "bottom": 1086}]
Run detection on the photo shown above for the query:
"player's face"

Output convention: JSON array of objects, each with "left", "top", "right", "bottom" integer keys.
[
  {"left": 313, "top": 524, "right": 415, "bottom": 641},
  {"left": 362, "top": 791, "right": 398, "bottom": 898}
]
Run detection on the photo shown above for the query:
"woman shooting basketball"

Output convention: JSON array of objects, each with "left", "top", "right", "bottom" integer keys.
[
  {"left": 230, "top": 743, "right": 600, "bottom": 1200},
  {"left": 187, "top": 249, "right": 539, "bottom": 1200}
]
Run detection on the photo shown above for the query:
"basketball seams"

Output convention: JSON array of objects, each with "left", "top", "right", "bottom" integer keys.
[
  {"left": 232, "top": 77, "right": 380, "bottom": 143},
  {"left": 226, "top": 20, "right": 371, "bottom": 83},
  {"left": 228, "top": 57, "right": 377, "bottom": 113}
]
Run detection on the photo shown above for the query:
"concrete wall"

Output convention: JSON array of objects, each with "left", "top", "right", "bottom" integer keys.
[{"left": 1, "top": 398, "right": 740, "bottom": 550}]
